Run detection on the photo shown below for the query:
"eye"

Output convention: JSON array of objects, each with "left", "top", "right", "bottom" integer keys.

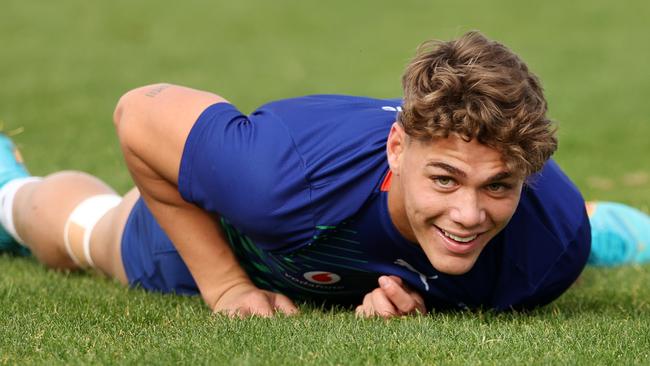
[
  {"left": 432, "top": 176, "right": 457, "bottom": 188},
  {"left": 485, "top": 182, "right": 510, "bottom": 193}
]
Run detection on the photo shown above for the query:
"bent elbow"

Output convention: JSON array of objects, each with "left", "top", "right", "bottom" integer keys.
[
  {"left": 113, "top": 86, "right": 146, "bottom": 153},
  {"left": 112, "top": 94, "right": 127, "bottom": 131},
  {"left": 113, "top": 87, "right": 138, "bottom": 132},
  {"left": 113, "top": 83, "right": 170, "bottom": 130}
]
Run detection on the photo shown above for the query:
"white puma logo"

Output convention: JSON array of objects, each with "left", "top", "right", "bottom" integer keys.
[
  {"left": 394, "top": 259, "right": 438, "bottom": 292},
  {"left": 381, "top": 106, "right": 403, "bottom": 112}
]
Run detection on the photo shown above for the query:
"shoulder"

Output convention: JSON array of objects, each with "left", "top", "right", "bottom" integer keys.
[
  {"left": 492, "top": 160, "right": 590, "bottom": 309},
  {"left": 506, "top": 160, "right": 590, "bottom": 257},
  {"left": 252, "top": 95, "right": 402, "bottom": 125},
  {"left": 255, "top": 95, "right": 399, "bottom": 226},
  {"left": 518, "top": 160, "right": 587, "bottom": 240},
  {"left": 180, "top": 95, "right": 398, "bottom": 249},
  {"left": 258, "top": 94, "right": 402, "bottom": 109}
]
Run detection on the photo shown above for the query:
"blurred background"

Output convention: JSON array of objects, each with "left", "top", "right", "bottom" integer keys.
[{"left": 1, "top": 0, "right": 648, "bottom": 206}]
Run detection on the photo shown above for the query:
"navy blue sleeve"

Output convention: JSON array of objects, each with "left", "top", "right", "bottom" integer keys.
[{"left": 177, "top": 102, "right": 314, "bottom": 249}]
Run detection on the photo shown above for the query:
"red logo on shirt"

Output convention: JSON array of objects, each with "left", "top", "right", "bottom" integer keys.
[{"left": 303, "top": 271, "right": 341, "bottom": 284}]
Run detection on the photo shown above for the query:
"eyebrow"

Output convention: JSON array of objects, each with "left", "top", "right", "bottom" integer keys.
[
  {"left": 426, "top": 161, "right": 513, "bottom": 182},
  {"left": 426, "top": 162, "right": 467, "bottom": 178}
]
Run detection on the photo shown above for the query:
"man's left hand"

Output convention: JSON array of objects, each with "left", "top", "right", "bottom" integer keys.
[{"left": 355, "top": 275, "right": 426, "bottom": 318}]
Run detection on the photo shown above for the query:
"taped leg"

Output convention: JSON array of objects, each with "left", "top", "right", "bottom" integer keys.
[{"left": 63, "top": 194, "right": 121, "bottom": 268}]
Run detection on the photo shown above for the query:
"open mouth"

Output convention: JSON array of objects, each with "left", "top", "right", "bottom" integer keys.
[
  {"left": 433, "top": 225, "right": 484, "bottom": 254},
  {"left": 441, "top": 229, "right": 477, "bottom": 243},
  {"left": 434, "top": 225, "right": 480, "bottom": 243}
]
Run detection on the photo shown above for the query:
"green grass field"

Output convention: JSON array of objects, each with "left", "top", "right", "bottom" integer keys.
[{"left": 1, "top": 0, "right": 649, "bottom": 364}]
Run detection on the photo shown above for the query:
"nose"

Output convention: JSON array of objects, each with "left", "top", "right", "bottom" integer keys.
[{"left": 449, "top": 190, "right": 486, "bottom": 228}]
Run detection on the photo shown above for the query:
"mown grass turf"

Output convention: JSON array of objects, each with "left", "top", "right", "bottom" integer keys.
[
  {"left": 2, "top": 257, "right": 649, "bottom": 364},
  {"left": 1, "top": 0, "right": 649, "bottom": 364}
]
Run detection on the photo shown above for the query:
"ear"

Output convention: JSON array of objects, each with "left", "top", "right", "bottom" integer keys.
[{"left": 386, "top": 122, "right": 407, "bottom": 176}]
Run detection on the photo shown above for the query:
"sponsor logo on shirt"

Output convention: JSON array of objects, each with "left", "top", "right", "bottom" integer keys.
[
  {"left": 283, "top": 272, "right": 345, "bottom": 291},
  {"left": 303, "top": 271, "right": 341, "bottom": 284}
]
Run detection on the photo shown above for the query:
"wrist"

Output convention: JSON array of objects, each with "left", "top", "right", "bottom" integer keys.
[{"left": 203, "top": 274, "right": 256, "bottom": 311}]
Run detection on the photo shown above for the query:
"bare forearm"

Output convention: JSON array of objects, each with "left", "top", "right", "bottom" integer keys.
[
  {"left": 144, "top": 193, "right": 253, "bottom": 308},
  {"left": 121, "top": 135, "right": 253, "bottom": 308}
]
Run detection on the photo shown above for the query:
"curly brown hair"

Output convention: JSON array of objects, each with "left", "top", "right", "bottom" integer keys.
[{"left": 399, "top": 31, "right": 557, "bottom": 176}]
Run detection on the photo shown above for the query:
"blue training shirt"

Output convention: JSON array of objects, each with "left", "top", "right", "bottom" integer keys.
[{"left": 121, "top": 95, "right": 591, "bottom": 311}]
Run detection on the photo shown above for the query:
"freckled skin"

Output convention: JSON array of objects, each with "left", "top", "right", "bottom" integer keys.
[{"left": 386, "top": 123, "right": 524, "bottom": 275}]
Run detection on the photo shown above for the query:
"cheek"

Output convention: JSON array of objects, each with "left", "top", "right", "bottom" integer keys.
[
  {"left": 403, "top": 182, "right": 442, "bottom": 220},
  {"left": 489, "top": 196, "right": 521, "bottom": 227}
]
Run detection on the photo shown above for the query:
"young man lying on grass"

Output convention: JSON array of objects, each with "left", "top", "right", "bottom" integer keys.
[{"left": 1, "top": 31, "right": 648, "bottom": 318}]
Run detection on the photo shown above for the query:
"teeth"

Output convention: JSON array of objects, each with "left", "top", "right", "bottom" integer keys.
[{"left": 442, "top": 230, "right": 477, "bottom": 243}]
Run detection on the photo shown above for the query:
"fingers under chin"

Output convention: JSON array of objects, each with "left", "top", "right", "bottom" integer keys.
[
  {"left": 386, "top": 275, "right": 404, "bottom": 286},
  {"left": 371, "top": 289, "right": 398, "bottom": 317},
  {"left": 275, "top": 306, "right": 299, "bottom": 316},
  {"left": 355, "top": 305, "right": 376, "bottom": 318}
]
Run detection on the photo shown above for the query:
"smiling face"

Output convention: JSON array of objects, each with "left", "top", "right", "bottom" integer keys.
[{"left": 386, "top": 123, "right": 524, "bottom": 275}]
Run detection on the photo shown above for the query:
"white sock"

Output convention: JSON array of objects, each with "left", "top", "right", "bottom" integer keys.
[{"left": 0, "top": 177, "right": 43, "bottom": 245}]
